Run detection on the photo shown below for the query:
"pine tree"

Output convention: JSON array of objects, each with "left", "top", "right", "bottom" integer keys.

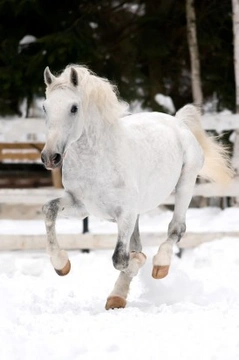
[{"left": 0, "top": 0, "right": 236, "bottom": 116}]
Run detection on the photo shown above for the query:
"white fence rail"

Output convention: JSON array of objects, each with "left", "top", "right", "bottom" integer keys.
[{"left": 1, "top": 113, "right": 239, "bottom": 250}]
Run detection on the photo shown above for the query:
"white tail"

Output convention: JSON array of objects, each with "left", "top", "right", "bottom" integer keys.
[{"left": 176, "top": 104, "right": 234, "bottom": 185}]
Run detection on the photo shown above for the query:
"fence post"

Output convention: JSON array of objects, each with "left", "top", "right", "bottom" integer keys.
[
  {"left": 83, "top": 218, "right": 89, "bottom": 233},
  {"left": 232, "top": 129, "right": 239, "bottom": 174},
  {"left": 231, "top": 129, "right": 239, "bottom": 205},
  {"left": 51, "top": 168, "right": 62, "bottom": 188},
  {"left": 82, "top": 217, "right": 90, "bottom": 253}
]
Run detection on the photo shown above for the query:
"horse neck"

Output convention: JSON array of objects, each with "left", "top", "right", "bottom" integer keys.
[{"left": 82, "top": 106, "right": 121, "bottom": 149}]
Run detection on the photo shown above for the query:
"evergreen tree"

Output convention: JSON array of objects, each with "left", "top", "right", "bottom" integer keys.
[{"left": 0, "top": 0, "right": 236, "bottom": 116}]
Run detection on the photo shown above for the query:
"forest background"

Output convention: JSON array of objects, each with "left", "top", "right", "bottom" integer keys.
[{"left": 0, "top": 0, "right": 235, "bottom": 117}]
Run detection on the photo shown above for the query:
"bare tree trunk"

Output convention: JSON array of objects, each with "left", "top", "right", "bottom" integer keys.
[
  {"left": 186, "top": 0, "right": 206, "bottom": 209},
  {"left": 229, "top": 1, "right": 239, "bottom": 206},
  {"left": 232, "top": 0, "right": 239, "bottom": 113},
  {"left": 232, "top": 0, "right": 239, "bottom": 196},
  {"left": 186, "top": 0, "right": 203, "bottom": 107}
]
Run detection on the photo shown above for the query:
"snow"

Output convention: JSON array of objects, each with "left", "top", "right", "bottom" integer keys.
[
  {"left": 19, "top": 35, "right": 37, "bottom": 46},
  {"left": 18, "top": 35, "right": 37, "bottom": 54},
  {"left": 1, "top": 207, "right": 239, "bottom": 359},
  {"left": 154, "top": 94, "right": 176, "bottom": 114}
]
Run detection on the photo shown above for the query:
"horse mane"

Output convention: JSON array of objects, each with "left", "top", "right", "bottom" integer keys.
[{"left": 46, "top": 64, "right": 129, "bottom": 123}]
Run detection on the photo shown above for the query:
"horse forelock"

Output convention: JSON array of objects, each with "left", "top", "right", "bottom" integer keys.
[{"left": 46, "top": 64, "right": 129, "bottom": 123}]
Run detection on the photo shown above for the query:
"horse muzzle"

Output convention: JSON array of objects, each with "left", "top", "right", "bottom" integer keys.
[{"left": 41, "top": 151, "right": 63, "bottom": 170}]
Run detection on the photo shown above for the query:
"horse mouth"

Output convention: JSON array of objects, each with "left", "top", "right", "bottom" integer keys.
[{"left": 45, "top": 161, "right": 62, "bottom": 170}]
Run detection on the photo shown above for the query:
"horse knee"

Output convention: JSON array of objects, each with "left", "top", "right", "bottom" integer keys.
[
  {"left": 112, "top": 242, "right": 129, "bottom": 271},
  {"left": 42, "top": 199, "right": 60, "bottom": 221},
  {"left": 112, "top": 253, "right": 129, "bottom": 271}
]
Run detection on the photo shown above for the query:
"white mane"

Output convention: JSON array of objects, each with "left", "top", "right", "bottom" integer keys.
[{"left": 46, "top": 64, "right": 129, "bottom": 123}]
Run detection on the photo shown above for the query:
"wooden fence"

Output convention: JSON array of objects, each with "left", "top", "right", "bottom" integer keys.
[
  {"left": 0, "top": 142, "right": 62, "bottom": 188},
  {"left": 0, "top": 114, "right": 239, "bottom": 250}
]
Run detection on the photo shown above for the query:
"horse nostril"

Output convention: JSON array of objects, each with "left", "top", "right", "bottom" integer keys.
[{"left": 51, "top": 153, "right": 62, "bottom": 165}]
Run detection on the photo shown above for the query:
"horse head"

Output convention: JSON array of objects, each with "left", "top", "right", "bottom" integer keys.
[{"left": 41, "top": 66, "right": 84, "bottom": 170}]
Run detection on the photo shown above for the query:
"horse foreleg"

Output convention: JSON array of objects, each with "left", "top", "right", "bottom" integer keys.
[
  {"left": 106, "top": 216, "right": 146, "bottom": 309},
  {"left": 129, "top": 216, "right": 142, "bottom": 253},
  {"left": 42, "top": 192, "right": 88, "bottom": 276},
  {"left": 152, "top": 163, "right": 200, "bottom": 279}
]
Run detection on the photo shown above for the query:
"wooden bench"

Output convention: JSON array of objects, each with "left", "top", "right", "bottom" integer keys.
[{"left": 0, "top": 142, "right": 62, "bottom": 188}]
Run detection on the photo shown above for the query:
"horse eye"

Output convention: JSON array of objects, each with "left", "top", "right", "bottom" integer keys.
[{"left": 71, "top": 105, "right": 78, "bottom": 114}]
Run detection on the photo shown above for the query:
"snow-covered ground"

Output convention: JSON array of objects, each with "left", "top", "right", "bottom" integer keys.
[
  {"left": 1, "top": 71, "right": 239, "bottom": 359},
  {"left": 1, "top": 206, "right": 239, "bottom": 360}
]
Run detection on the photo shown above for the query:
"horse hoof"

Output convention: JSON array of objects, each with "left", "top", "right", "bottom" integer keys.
[
  {"left": 152, "top": 265, "right": 169, "bottom": 279},
  {"left": 105, "top": 296, "right": 126, "bottom": 310},
  {"left": 54, "top": 259, "right": 71, "bottom": 276}
]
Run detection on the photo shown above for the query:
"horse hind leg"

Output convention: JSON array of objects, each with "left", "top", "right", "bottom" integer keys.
[
  {"left": 152, "top": 221, "right": 185, "bottom": 279},
  {"left": 152, "top": 159, "right": 201, "bottom": 279},
  {"left": 105, "top": 216, "right": 146, "bottom": 310}
]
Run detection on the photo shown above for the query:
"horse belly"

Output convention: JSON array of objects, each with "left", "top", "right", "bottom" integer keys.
[{"left": 138, "top": 155, "right": 182, "bottom": 213}]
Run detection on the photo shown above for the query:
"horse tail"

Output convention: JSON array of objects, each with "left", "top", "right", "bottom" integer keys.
[{"left": 175, "top": 104, "right": 234, "bottom": 185}]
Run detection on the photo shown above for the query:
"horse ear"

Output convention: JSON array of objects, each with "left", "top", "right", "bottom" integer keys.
[
  {"left": 70, "top": 67, "right": 78, "bottom": 87},
  {"left": 44, "top": 66, "right": 55, "bottom": 86}
]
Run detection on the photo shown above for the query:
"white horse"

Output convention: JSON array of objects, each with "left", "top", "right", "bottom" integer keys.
[{"left": 41, "top": 64, "right": 233, "bottom": 310}]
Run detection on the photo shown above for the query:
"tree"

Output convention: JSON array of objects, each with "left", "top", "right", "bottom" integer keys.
[
  {"left": 196, "top": 0, "right": 234, "bottom": 112},
  {"left": 0, "top": 0, "right": 236, "bottom": 116},
  {"left": 186, "top": 0, "right": 203, "bottom": 107},
  {"left": 231, "top": 0, "right": 239, "bottom": 178},
  {"left": 232, "top": 0, "right": 239, "bottom": 113}
]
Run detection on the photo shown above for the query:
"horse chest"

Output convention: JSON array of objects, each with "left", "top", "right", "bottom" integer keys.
[
  {"left": 76, "top": 185, "right": 120, "bottom": 219},
  {"left": 64, "top": 156, "right": 117, "bottom": 187},
  {"left": 62, "top": 156, "right": 125, "bottom": 218}
]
